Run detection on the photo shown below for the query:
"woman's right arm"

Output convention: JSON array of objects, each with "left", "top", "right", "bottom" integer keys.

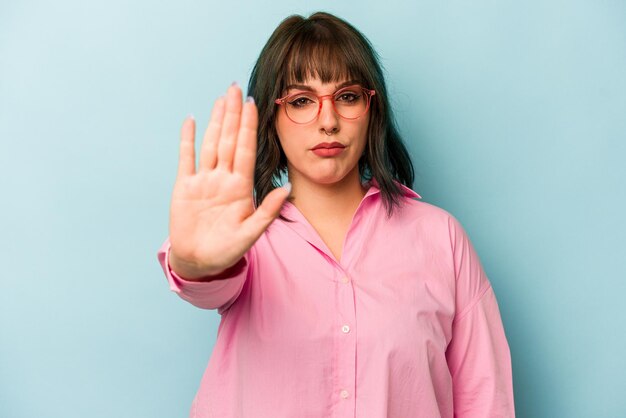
[{"left": 155, "top": 83, "right": 290, "bottom": 311}]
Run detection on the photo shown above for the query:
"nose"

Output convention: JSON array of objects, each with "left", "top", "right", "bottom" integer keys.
[{"left": 318, "top": 96, "right": 339, "bottom": 134}]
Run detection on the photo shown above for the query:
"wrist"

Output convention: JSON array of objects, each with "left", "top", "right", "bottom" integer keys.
[{"left": 168, "top": 248, "right": 226, "bottom": 281}]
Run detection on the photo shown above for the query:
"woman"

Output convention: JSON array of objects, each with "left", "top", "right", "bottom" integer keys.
[{"left": 157, "top": 11, "right": 515, "bottom": 418}]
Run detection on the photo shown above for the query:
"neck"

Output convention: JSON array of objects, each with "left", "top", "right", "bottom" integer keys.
[{"left": 287, "top": 168, "right": 369, "bottom": 225}]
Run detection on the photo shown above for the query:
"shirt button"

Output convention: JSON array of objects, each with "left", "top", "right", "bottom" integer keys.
[
  {"left": 340, "top": 276, "right": 350, "bottom": 283},
  {"left": 341, "top": 325, "right": 350, "bottom": 333},
  {"left": 340, "top": 389, "right": 350, "bottom": 399}
]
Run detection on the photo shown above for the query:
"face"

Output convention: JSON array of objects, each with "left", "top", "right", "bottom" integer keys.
[{"left": 275, "top": 77, "right": 370, "bottom": 188}]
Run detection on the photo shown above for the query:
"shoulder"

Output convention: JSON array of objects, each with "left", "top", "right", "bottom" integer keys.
[
  {"left": 398, "top": 197, "right": 457, "bottom": 226},
  {"left": 393, "top": 197, "right": 473, "bottom": 242}
]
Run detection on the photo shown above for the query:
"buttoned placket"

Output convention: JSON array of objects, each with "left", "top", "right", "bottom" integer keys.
[
  {"left": 334, "top": 266, "right": 357, "bottom": 417},
  {"left": 280, "top": 189, "right": 381, "bottom": 418}
]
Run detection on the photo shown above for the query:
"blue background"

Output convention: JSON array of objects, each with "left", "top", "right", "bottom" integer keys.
[{"left": 1, "top": 1, "right": 625, "bottom": 417}]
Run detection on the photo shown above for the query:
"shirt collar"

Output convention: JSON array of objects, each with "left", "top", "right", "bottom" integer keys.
[
  {"left": 276, "top": 178, "right": 421, "bottom": 264},
  {"left": 363, "top": 177, "right": 422, "bottom": 200}
]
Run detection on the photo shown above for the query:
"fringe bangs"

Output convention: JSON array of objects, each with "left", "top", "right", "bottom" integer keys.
[{"left": 281, "top": 25, "right": 365, "bottom": 89}]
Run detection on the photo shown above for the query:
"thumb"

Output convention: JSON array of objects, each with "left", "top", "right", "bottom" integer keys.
[{"left": 242, "top": 183, "right": 292, "bottom": 236}]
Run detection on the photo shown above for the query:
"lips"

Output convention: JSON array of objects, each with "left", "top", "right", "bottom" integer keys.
[{"left": 312, "top": 142, "right": 345, "bottom": 150}]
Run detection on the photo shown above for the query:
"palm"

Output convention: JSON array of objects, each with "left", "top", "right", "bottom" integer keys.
[
  {"left": 168, "top": 84, "right": 289, "bottom": 277},
  {"left": 171, "top": 169, "right": 253, "bottom": 263}
]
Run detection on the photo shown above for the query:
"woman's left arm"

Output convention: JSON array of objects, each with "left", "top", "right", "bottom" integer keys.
[{"left": 445, "top": 215, "right": 516, "bottom": 418}]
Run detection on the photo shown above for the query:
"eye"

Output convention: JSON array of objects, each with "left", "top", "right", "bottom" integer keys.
[
  {"left": 335, "top": 92, "right": 361, "bottom": 103},
  {"left": 287, "top": 96, "right": 315, "bottom": 108}
]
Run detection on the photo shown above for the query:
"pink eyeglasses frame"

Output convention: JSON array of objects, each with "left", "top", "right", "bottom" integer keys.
[{"left": 274, "top": 84, "right": 376, "bottom": 124}]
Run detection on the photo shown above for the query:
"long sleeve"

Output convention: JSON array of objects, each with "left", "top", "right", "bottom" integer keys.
[
  {"left": 156, "top": 238, "right": 253, "bottom": 315},
  {"left": 445, "top": 216, "right": 515, "bottom": 417}
]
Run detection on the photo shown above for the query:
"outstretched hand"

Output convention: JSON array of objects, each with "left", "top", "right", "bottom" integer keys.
[{"left": 168, "top": 83, "right": 291, "bottom": 280}]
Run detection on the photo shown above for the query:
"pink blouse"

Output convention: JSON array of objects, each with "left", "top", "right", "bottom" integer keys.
[{"left": 156, "top": 178, "right": 515, "bottom": 417}]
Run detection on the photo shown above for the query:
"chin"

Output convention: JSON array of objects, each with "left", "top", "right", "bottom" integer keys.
[{"left": 313, "top": 171, "right": 353, "bottom": 185}]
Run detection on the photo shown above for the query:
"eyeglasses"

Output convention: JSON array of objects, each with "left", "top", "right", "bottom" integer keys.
[{"left": 275, "top": 85, "right": 376, "bottom": 125}]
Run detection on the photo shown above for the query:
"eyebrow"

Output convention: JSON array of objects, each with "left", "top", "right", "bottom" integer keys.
[{"left": 284, "top": 79, "right": 363, "bottom": 94}]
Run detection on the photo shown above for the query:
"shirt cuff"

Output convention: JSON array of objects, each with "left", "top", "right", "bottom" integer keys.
[{"left": 156, "top": 238, "right": 251, "bottom": 313}]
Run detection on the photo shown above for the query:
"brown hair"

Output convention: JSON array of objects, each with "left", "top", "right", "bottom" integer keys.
[{"left": 247, "top": 11, "right": 415, "bottom": 221}]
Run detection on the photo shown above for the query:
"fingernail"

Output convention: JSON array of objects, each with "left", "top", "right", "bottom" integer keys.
[
  {"left": 188, "top": 114, "right": 195, "bottom": 121},
  {"left": 231, "top": 81, "right": 238, "bottom": 87},
  {"left": 246, "top": 96, "right": 255, "bottom": 104},
  {"left": 283, "top": 182, "right": 292, "bottom": 194}
]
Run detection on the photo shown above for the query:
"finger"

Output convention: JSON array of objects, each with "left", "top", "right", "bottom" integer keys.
[
  {"left": 241, "top": 184, "right": 291, "bottom": 238},
  {"left": 199, "top": 96, "right": 226, "bottom": 172},
  {"left": 233, "top": 97, "right": 258, "bottom": 181},
  {"left": 177, "top": 115, "right": 196, "bottom": 178},
  {"left": 216, "top": 83, "right": 243, "bottom": 172}
]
